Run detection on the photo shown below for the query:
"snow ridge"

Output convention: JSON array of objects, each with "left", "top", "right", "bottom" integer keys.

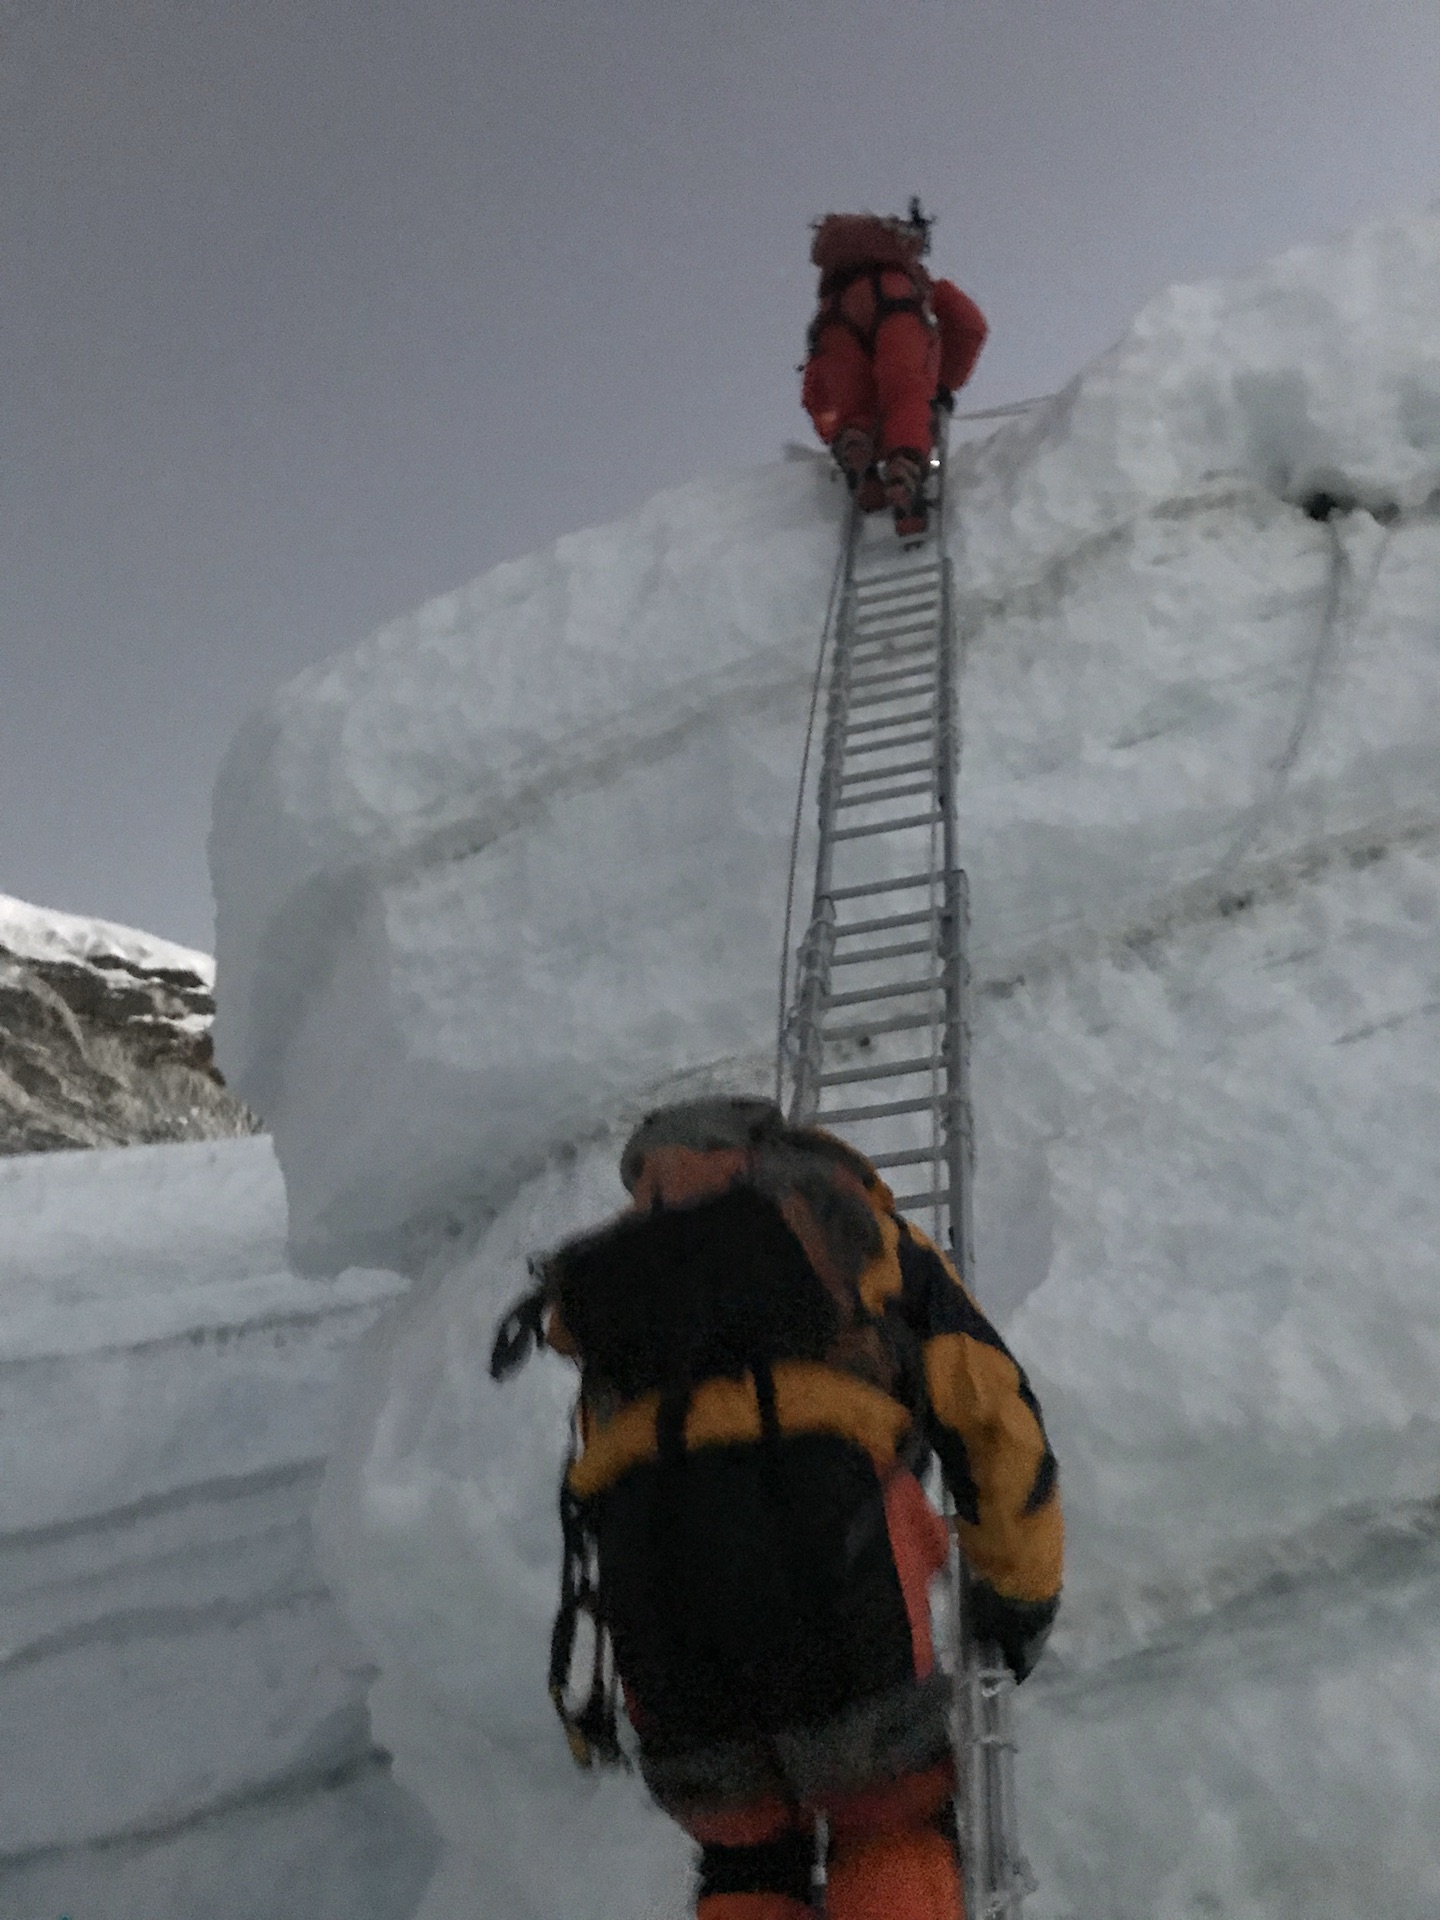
[
  {"left": 0, "top": 890, "right": 255, "bottom": 1154},
  {"left": 0, "top": 893, "right": 213, "bottom": 986}
]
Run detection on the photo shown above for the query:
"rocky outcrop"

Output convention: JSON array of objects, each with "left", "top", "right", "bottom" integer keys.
[{"left": 0, "top": 901, "right": 259, "bottom": 1153}]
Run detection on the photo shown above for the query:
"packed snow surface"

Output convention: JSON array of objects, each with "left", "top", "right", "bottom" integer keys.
[
  {"left": 0, "top": 1138, "right": 436, "bottom": 1920},
  {"left": 207, "top": 210, "right": 1440, "bottom": 1918}
]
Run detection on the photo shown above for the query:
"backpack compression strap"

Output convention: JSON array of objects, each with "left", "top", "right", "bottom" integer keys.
[{"left": 549, "top": 1455, "right": 627, "bottom": 1768}]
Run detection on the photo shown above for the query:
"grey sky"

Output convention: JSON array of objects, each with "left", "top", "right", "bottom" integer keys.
[{"left": 3, "top": 0, "right": 1437, "bottom": 949}]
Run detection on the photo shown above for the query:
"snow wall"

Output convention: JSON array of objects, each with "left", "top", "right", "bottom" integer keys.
[
  {"left": 212, "top": 210, "right": 1440, "bottom": 1920},
  {"left": 0, "top": 1139, "right": 438, "bottom": 1920}
]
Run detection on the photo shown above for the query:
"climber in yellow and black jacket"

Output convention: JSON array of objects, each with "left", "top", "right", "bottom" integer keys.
[{"left": 492, "top": 1095, "right": 1061, "bottom": 1920}]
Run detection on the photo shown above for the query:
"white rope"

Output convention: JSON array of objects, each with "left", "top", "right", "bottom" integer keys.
[
  {"left": 953, "top": 392, "right": 1055, "bottom": 423},
  {"left": 774, "top": 498, "right": 857, "bottom": 1102}
]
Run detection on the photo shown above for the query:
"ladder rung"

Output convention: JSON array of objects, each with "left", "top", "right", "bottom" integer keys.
[
  {"left": 817, "top": 1093, "right": 944, "bottom": 1125},
  {"left": 847, "top": 656, "right": 936, "bottom": 685},
  {"left": 819, "top": 1054, "right": 938, "bottom": 1086},
  {"left": 834, "top": 907, "right": 939, "bottom": 936},
  {"left": 854, "top": 558, "right": 940, "bottom": 584},
  {"left": 851, "top": 612, "right": 940, "bottom": 643},
  {"left": 841, "top": 757, "right": 935, "bottom": 787},
  {"left": 821, "top": 1008, "right": 940, "bottom": 1041},
  {"left": 867, "top": 1145, "right": 946, "bottom": 1170},
  {"left": 844, "top": 706, "right": 935, "bottom": 736},
  {"left": 831, "top": 936, "right": 937, "bottom": 967},
  {"left": 853, "top": 566, "right": 942, "bottom": 599},
  {"left": 858, "top": 589, "right": 935, "bottom": 612},
  {"left": 848, "top": 636, "right": 937, "bottom": 668},
  {"left": 849, "top": 654, "right": 938, "bottom": 687},
  {"left": 843, "top": 727, "right": 934, "bottom": 756},
  {"left": 848, "top": 661, "right": 938, "bottom": 693},
  {"left": 833, "top": 809, "right": 943, "bottom": 842},
  {"left": 889, "top": 1188, "right": 950, "bottom": 1213},
  {"left": 852, "top": 691, "right": 940, "bottom": 721},
  {"left": 851, "top": 600, "right": 940, "bottom": 629},
  {"left": 844, "top": 672, "right": 948, "bottom": 710},
  {"left": 854, "top": 562, "right": 940, "bottom": 587},
  {"left": 836, "top": 778, "right": 934, "bottom": 811},
  {"left": 851, "top": 621, "right": 939, "bottom": 652},
  {"left": 856, "top": 568, "right": 948, "bottom": 591},
  {"left": 830, "top": 871, "right": 940, "bottom": 900},
  {"left": 826, "top": 974, "right": 945, "bottom": 1009}
]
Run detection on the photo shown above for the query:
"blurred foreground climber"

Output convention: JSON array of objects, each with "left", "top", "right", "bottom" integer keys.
[
  {"left": 492, "top": 1096, "right": 1061, "bottom": 1920},
  {"left": 802, "top": 199, "right": 988, "bottom": 540}
]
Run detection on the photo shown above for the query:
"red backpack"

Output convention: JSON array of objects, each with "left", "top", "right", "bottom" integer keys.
[
  {"left": 807, "top": 213, "right": 935, "bottom": 356},
  {"left": 810, "top": 212, "right": 927, "bottom": 280}
]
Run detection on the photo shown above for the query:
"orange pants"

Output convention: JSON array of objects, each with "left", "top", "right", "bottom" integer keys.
[
  {"left": 687, "top": 1472, "right": 961, "bottom": 1919},
  {"left": 693, "top": 1762, "right": 963, "bottom": 1920},
  {"left": 802, "top": 312, "right": 941, "bottom": 462}
]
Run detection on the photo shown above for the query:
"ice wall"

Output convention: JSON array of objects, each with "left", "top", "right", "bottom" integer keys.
[
  {"left": 0, "top": 1139, "right": 438, "bottom": 1920},
  {"left": 211, "top": 210, "right": 1440, "bottom": 1919},
  {"left": 211, "top": 212, "right": 1440, "bottom": 1277},
  {"left": 211, "top": 463, "right": 840, "bottom": 1271}
]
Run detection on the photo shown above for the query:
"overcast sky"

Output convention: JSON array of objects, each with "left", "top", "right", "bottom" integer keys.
[{"left": 3, "top": 0, "right": 1438, "bottom": 949}]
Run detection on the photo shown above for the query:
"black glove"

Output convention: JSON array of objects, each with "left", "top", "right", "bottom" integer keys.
[
  {"left": 966, "top": 1578, "right": 1058, "bottom": 1683},
  {"left": 489, "top": 1281, "right": 549, "bottom": 1381}
]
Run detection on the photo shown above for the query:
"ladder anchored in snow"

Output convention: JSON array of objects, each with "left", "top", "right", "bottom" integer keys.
[{"left": 781, "top": 441, "right": 1035, "bottom": 1920}]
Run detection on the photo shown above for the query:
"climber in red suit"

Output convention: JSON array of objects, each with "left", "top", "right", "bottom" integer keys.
[{"left": 802, "top": 201, "right": 987, "bottom": 538}]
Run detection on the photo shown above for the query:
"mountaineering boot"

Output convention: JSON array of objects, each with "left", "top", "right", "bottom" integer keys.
[
  {"left": 695, "top": 1825, "right": 815, "bottom": 1920},
  {"left": 833, "top": 428, "right": 888, "bottom": 514},
  {"left": 882, "top": 448, "right": 928, "bottom": 541},
  {"left": 833, "top": 425, "right": 875, "bottom": 488},
  {"left": 855, "top": 467, "right": 887, "bottom": 513}
]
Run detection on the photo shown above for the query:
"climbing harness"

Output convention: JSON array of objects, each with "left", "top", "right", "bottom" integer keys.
[
  {"left": 806, "top": 263, "right": 938, "bottom": 360},
  {"left": 779, "top": 417, "right": 1035, "bottom": 1920}
]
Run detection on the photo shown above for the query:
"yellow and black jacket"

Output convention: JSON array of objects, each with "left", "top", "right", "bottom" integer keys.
[{"left": 544, "top": 1098, "right": 1063, "bottom": 1708}]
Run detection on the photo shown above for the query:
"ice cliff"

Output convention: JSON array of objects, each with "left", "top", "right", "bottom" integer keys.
[{"left": 209, "top": 211, "right": 1440, "bottom": 1919}]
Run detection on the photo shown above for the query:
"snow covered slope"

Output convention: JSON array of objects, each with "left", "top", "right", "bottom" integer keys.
[
  {"left": 0, "top": 1138, "right": 437, "bottom": 1920},
  {"left": 211, "top": 210, "right": 1440, "bottom": 1918},
  {"left": 0, "top": 895, "right": 215, "bottom": 983}
]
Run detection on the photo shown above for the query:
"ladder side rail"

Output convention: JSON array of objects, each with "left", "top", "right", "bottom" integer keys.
[
  {"left": 935, "top": 566, "right": 1034, "bottom": 1920},
  {"left": 935, "top": 555, "right": 974, "bottom": 1286},
  {"left": 787, "top": 564, "right": 860, "bottom": 1121},
  {"left": 931, "top": 522, "right": 985, "bottom": 1920}
]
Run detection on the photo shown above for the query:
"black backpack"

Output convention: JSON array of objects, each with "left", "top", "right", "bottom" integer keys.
[
  {"left": 491, "top": 1185, "right": 928, "bottom": 1772},
  {"left": 551, "top": 1185, "right": 842, "bottom": 1403}
]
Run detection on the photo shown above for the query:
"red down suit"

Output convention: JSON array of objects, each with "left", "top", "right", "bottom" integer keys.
[{"left": 801, "top": 212, "right": 988, "bottom": 464}]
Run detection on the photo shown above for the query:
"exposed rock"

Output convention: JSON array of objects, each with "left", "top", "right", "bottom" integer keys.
[{"left": 0, "top": 897, "right": 259, "bottom": 1153}]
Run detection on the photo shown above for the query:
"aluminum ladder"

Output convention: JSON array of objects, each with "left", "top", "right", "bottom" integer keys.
[{"left": 781, "top": 453, "right": 1035, "bottom": 1920}]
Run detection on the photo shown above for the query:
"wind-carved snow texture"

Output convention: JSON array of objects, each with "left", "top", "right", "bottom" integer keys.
[
  {"left": 0, "top": 1139, "right": 438, "bottom": 1920},
  {"left": 211, "top": 463, "right": 841, "bottom": 1271},
  {"left": 204, "top": 210, "right": 1440, "bottom": 1919}
]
